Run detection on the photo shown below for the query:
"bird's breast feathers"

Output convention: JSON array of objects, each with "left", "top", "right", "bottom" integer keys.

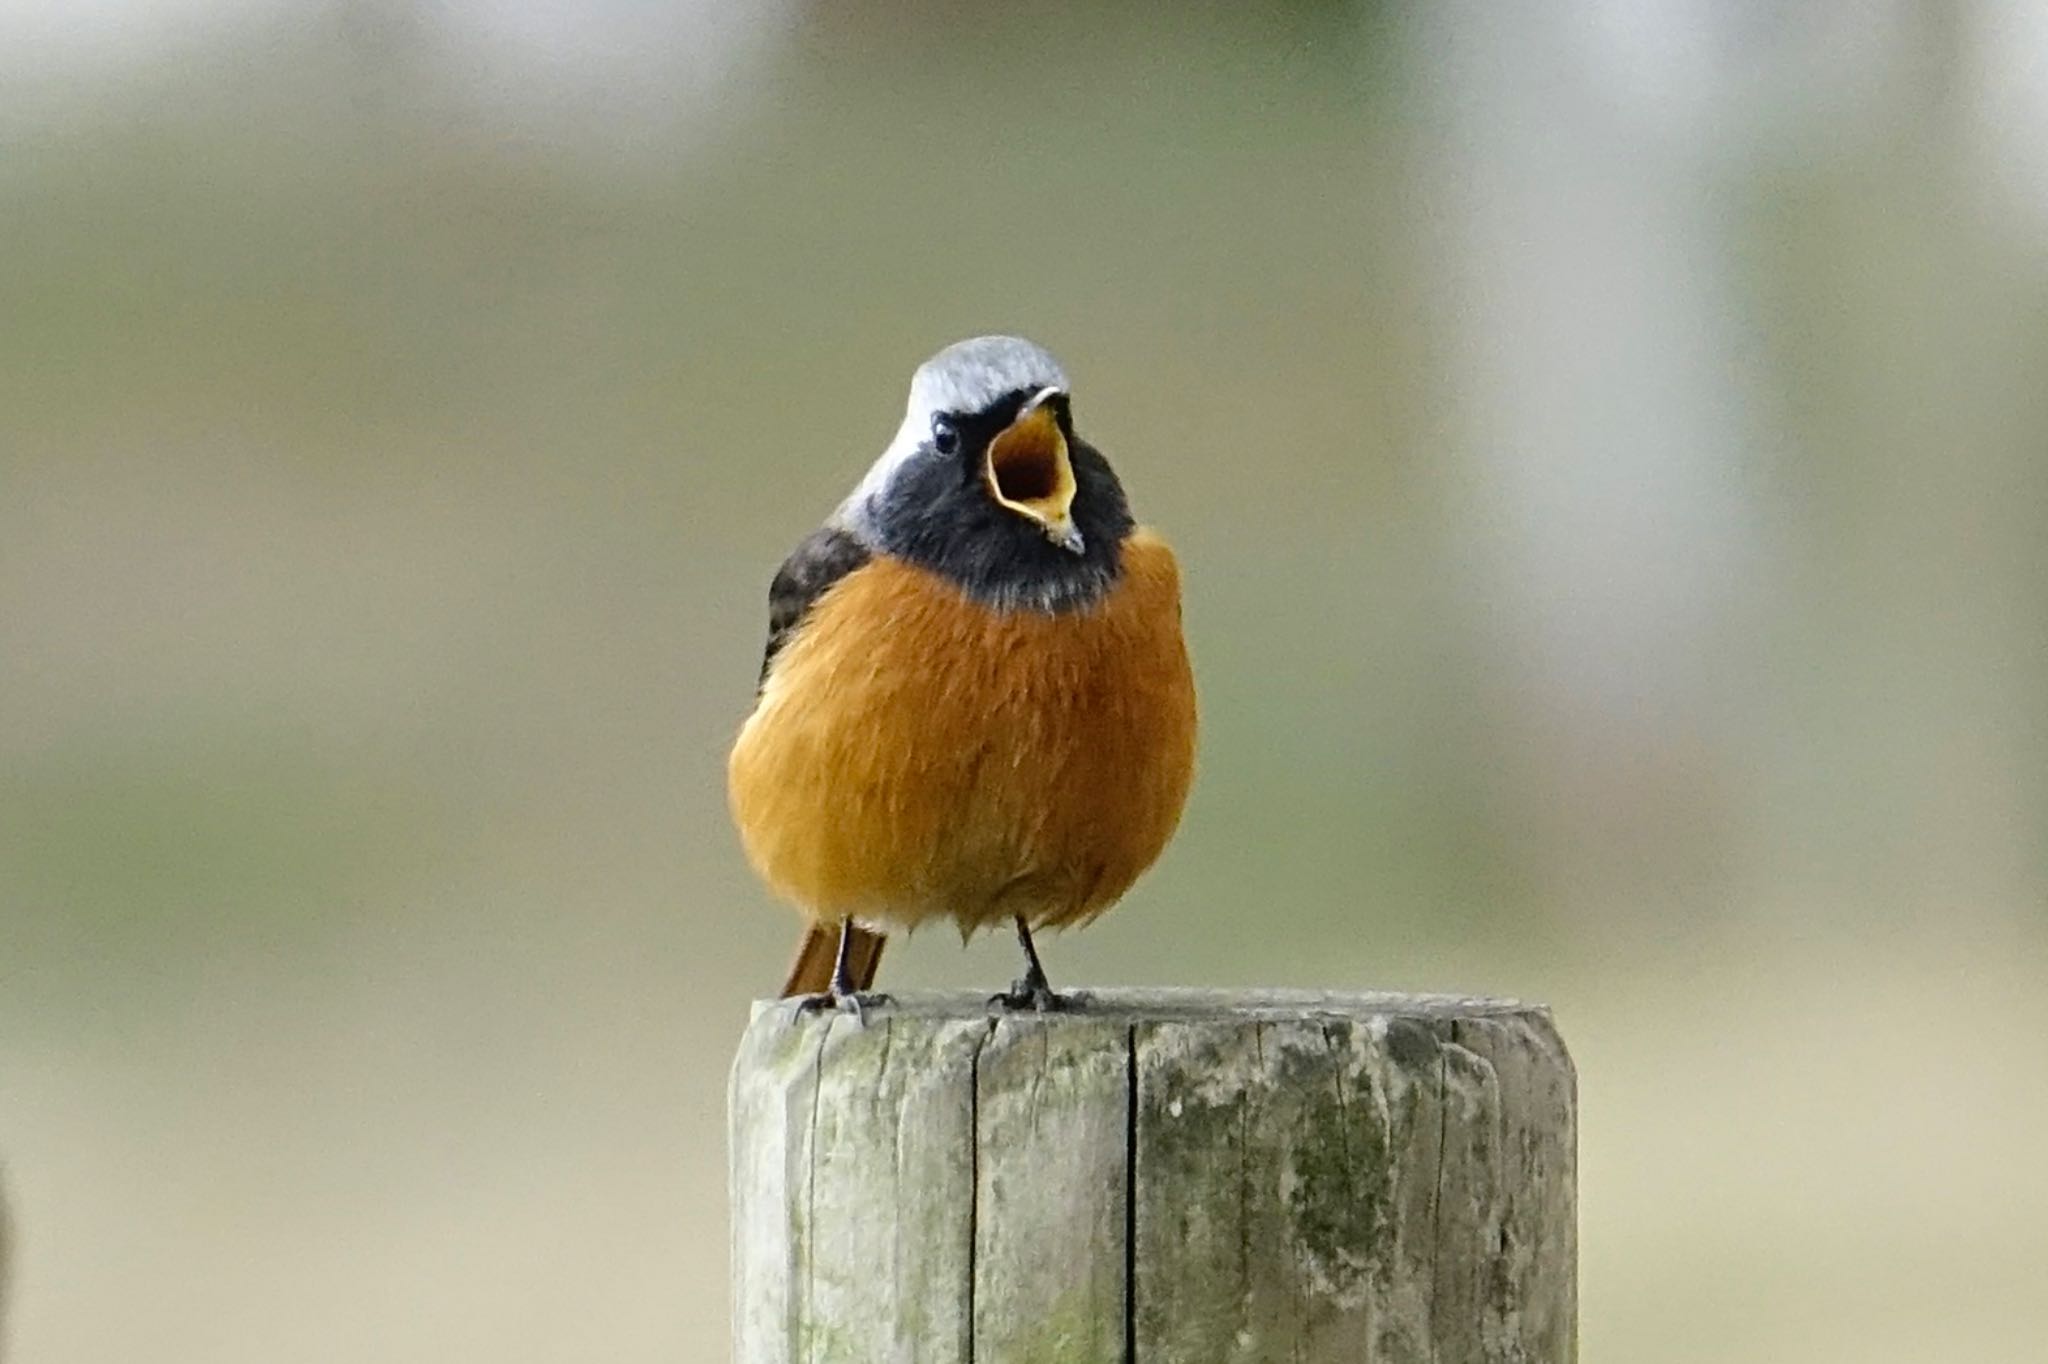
[{"left": 728, "top": 529, "right": 1196, "bottom": 932}]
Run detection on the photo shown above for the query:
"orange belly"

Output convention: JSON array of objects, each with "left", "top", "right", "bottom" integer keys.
[{"left": 727, "top": 529, "right": 1196, "bottom": 935}]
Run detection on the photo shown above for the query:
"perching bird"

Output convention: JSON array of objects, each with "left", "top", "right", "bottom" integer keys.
[{"left": 728, "top": 336, "right": 1196, "bottom": 1010}]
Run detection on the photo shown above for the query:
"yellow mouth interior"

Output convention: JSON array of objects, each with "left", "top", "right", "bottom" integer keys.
[{"left": 984, "top": 404, "right": 1075, "bottom": 523}]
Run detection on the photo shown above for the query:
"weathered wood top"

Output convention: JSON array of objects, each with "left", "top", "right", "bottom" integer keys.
[
  {"left": 748, "top": 986, "right": 1554, "bottom": 1023},
  {"left": 731, "top": 989, "right": 1576, "bottom": 1363}
]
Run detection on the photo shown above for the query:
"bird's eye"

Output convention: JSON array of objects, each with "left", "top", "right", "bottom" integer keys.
[{"left": 930, "top": 414, "right": 961, "bottom": 455}]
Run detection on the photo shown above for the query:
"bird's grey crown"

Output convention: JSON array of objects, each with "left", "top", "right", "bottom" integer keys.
[{"left": 907, "top": 335, "right": 1069, "bottom": 420}]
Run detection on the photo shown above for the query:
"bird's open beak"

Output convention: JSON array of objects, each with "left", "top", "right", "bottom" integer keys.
[{"left": 984, "top": 389, "right": 1083, "bottom": 554}]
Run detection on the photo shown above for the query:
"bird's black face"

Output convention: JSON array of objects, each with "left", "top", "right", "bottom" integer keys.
[
  {"left": 932, "top": 392, "right": 1077, "bottom": 552},
  {"left": 868, "top": 387, "right": 1134, "bottom": 613}
]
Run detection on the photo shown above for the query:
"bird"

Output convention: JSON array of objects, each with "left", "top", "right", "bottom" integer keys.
[{"left": 727, "top": 335, "right": 1196, "bottom": 1012}]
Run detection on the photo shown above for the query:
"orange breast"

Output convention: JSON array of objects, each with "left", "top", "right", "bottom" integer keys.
[{"left": 727, "top": 529, "right": 1196, "bottom": 935}]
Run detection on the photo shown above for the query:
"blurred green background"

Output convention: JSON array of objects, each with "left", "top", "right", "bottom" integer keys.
[{"left": 4, "top": 2, "right": 2046, "bottom": 1360}]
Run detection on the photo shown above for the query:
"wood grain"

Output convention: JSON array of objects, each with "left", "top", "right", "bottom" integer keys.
[{"left": 731, "top": 991, "right": 1575, "bottom": 1363}]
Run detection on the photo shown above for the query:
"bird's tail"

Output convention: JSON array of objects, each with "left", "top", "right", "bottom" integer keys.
[{"left": 780, "top": 921, "right": 887, "bottom": 997}]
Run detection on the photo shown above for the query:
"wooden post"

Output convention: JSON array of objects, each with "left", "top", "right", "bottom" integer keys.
[{"left": 730, "top": 990, "right": 1575, "bottom": 1363}]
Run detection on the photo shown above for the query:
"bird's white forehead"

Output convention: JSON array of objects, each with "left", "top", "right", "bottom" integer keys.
[{"left": 907, "top": 335, "right": 1069, "bottom": 419}]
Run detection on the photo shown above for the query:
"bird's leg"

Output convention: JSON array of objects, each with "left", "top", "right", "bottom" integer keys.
[
  {"left": 993, "top": 916, "right": 1068, "bottom": 1012},
  {"left": 830, "top": 917, "right": 862, "bottom": 996},
  {"left": 797, "top": 919, "right": 890, "bottom": 1025}
]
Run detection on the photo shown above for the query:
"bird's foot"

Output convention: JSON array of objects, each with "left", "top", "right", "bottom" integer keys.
[
  {"left": 990, "top": 976, "right": 1071, "bottom": 1013},
  {"left": 796, "top": 990, "right": 893, "bottom": 1026},
  {"left": 991, "top": 916, "right": 1078, "bottom": 1012}
]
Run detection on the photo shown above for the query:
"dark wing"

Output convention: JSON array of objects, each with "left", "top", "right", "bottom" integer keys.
[{"left": 759, "top": 525, "right": 872, "bottom": 688}]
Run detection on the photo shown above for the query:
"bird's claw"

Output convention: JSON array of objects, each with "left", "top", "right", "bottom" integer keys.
[
  {"left": 990, "top": 977, "right": 1072, "bottom": 1013},
  {"left": 796, "top": 990, "right": 892, "bottom": 1026}
]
